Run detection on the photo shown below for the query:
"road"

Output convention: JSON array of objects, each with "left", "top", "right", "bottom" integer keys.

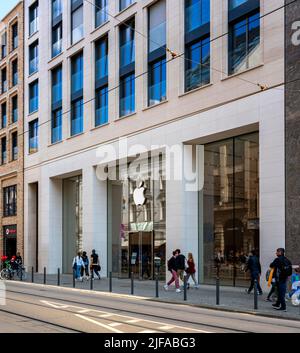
[{"left": 1, "top": 281, "right": 300, "bottom": 333}]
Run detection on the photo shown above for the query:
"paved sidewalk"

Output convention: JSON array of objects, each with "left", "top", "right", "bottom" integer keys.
[{"left": 14, "top": 272, "right": 300, "bottom": 321}]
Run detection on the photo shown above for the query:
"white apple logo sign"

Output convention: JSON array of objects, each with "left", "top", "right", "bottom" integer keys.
[{"left": 133, "top": 181, "right": 146, "bottom": 206}]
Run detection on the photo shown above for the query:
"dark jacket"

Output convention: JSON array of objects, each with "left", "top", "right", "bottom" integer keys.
[
  {"left": 246, "top": 255, "right": 261, "bottom": 274},
  {"left": 175, "top": 254, "right": 186, "bottom": 270},
  {"left": 167, "top": 256, "right": 177, "bottom": 272},
  {"left": 270, "top": 255, "right": 288, "bottom": 283}
]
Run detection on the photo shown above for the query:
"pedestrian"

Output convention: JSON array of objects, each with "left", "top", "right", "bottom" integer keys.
[
  {"left": 175, "top": 249, "right": 186, "bottom": 284},
  {"left": 245, "top": 249, "right": 263, "bottom": 295},
  {"left": 142, "top": 252, "right": 151, "bottom": 279},
  {"left": 72, "top": 252, "right": 84, "bottom": 281},
  {"left": 185, "top": 253, "right": 199, "bottom": 289},
  {"left": 270, "top": 248, "right": 292, "bottom": 312},
  {"left": 164, "top": 251, "right": 181, "bottom": 293},
  {"left": 90, "top": 249, "right": 101, "bottom": 280},
  {"left": 81, "top": 251, "right": 90, "bottom": 279}
]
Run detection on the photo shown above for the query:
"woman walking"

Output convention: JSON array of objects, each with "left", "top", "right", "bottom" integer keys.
[
  {"left": 164, "top": 251, "right": 181, "bottom": 293},
  {"left": 72, "top": 252, "right": 84, "bottom": 281},
  {"left": 185, "top": 253, "right": 199, "bottom": 289}
]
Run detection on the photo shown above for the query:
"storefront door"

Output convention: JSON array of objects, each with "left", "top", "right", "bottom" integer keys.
[{"left": 129, "top": 232, "right": 153, "bottom": 279}]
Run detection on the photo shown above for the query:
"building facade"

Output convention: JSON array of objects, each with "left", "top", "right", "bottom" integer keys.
[
  {"left": 23, "top": 0, "right": 289, "bottom": 286},
  {"left": 0, "top": 2, "right": 24, "bottom": 260}
]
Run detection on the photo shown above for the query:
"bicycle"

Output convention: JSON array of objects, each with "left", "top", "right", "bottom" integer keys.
[{"left": 0, "top": 260, "right": 26, "bottom": 281}]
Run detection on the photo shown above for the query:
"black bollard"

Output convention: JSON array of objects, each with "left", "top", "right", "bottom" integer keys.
[
  {"left": 43, "top": 267, "right": 46, "bottom": 285},
  {"left": 254, "top": 279, "right": 258, "bottom": 310},
  {"left": 20, "top": 267, "right": 23, "bottom": 281},
  {"left": 57, "top": 268, "right": 60, "bottom": 286},
  {"left": 216, "top": 277, "right": 220, "bottom": 305},
  {"left": 184, "top": 276, "right": 187, "bottom": 301},
  {"left": 109, "top": 272, "right": 112, "bottom": 293},
  {"left": 155, "top": 272, "right": 159, "bottom": 298},
  {"left": 31, "top": 266, "right": 34, "bottom": 283},
  {"left": 73, "top": 269, "right": 76, "bottom": 288},
  {"left": 90, "top": 270, "right": 94, "bottom": 290},
  {"left": 131, "top": 272, "right": 134, "bottom": 295}
]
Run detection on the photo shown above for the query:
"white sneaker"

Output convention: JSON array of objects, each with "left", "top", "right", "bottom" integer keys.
[
  {"left": 163, "top": 284, "right": 168, "bottom": 291},
  {"left": 176, "top": 288, "right": 181, "bottom": 293}
]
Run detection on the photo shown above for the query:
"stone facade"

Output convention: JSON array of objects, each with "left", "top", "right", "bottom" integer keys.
[{"left": 0, "top": 2, "right": 24, "bottom": 258}]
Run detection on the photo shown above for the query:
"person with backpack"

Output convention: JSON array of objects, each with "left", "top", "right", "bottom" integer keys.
[
  {"left": 90, "top": 249, "right": 101, "bottom": 280},
  {"left": 270, "top": 248, "right": 292, "bottom": 312},
  {"left": 164, "top": 251, "right": 181, "bottom": 293},
  {"left": 245, "top": 249, "right": 263, "bottom": 295}
]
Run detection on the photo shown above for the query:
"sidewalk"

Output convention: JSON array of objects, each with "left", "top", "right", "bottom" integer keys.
[{"left": 17, "top": 272, "right": 300, "bottom": 321}]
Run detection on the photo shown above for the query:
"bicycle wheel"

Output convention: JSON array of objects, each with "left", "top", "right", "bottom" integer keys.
[{"left": 0, "top": 268, "right": 11, "bottom": 280}]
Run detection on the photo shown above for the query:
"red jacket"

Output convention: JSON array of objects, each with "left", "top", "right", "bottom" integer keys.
[{"left": 186, "top": 259, "right": 196, "bottom": 274}]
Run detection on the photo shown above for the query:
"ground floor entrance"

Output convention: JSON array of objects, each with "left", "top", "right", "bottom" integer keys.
[{"left": 3, "top": 225, "right": 17, "bottom": 259}]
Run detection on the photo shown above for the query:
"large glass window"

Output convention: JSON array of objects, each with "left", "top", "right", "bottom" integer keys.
[
  {"left": 52, "top": 0, "right": 62, "bottom": 19},
  {"left": 185, "top": 37, "right": 210, "bottom": 91},
  {"left": 1, "top": 32, "right": 7, "bottom": 59},
  {"left": 95, "top": 86, "right": 108, "bottom": 126},
  {"left": 1, "top": 67, "right": 7, "bottom": 93},
  {"left": 201, "top": 133, "right": 259, "bottom": 286},
  {"left": 229, "top": 0, "right": 248, "bottom": 10},
  {"left": 95, "top": 37, "right": 108, "bottom": 82},
  {"left": 29, "top": 41, "right": 39, "bottom": 75},
  {"left": 29, "top": 80, "right": 39, "bottom": 113},
  {"left": 1, "top": 102, "right": 7, "bottom": 129},
  {"left": 12, "top": 60, "right": 18, "bottom": 86},
  {"left": 12, "top": 96, "right": 18, "bottom": 123},
  {"left": 71, "top": 99, "right": 83, "bottom": 136},
  {"left": 1, "top": 136, "right": 6, "bottom": 164},
  {"left": 120, "top": 20, "right": 135, "bottom": 68},
  {"left": 12, "top": 23, "right": 18, "bottom": 50},
  {"left": 11, "top": 131, "right": 18, "bottom": 161},
  {"left": 52, "top": 109, "right": 62, "bottom": 144},
  {"left": 185, "top": 0, "right": 210, "bottom": 33},
  {"left": 29, "top": 119, "right": 38, "bottom": 153},
  {"left": 148, "top": 58, "right": 166, "bottom": 106},
  {"left": 52, "top": 23, "right": 62, "bottom": 58},
  {"left": 120, "top": 0, "right": 134, "bottom": 12},
  {"left": 120, "top": 74, "right": 135, "bottom": 117},
  {"left": 29, "top": 2, "right": 39, "bottom": 36},
  {"left": 52, "top": 65, "right": 62, "bottom": 105},
  {"left": 71, "top": 1, "right": 83, "bottom": 44},
  {"left": 95, "top": 0, "right": 108, "bottom": 27},
  {"left": 229, "top": 11, "right": 260, "bottom": 74},
  {"left": 148, "top": 0, "right": 166, "bottom": 53},
  {"left": 71, "top": 52, "right": 83, "bottom": 94},
  {"left": 185, "top": 0, "right": 210, "bottom": 92},
  {"left": 3, "top": 185, "right": 17, "bottom": 217}
]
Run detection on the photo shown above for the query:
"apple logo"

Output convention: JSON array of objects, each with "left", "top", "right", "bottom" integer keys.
[{"left": 133, "top": 181, "right": 146, "bottom": 206}]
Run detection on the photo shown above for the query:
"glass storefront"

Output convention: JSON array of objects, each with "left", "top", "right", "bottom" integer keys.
[
  {"left": 108, "top": 154, "right": 166, "bottom": 280},
  {"left": 201, "top": 132, "right": 259, "bottom": 286}
]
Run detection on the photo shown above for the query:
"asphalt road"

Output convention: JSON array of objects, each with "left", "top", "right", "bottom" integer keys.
[{"left": 1, "top": 281, "right": 300, "bottom": 333}]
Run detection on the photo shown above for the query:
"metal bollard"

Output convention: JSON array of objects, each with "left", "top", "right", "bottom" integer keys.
[
  {"left": 184, "top": 276, "right": 187, "bottom": 301},
  {"left": 254, "top": 279, "right": 258, "bottom": 310},
  {"left": 90, "top": 270, "right": 94, "bottom": 290},
  {"left": 20, "top": 267, "right": 23, "bottom": 281},
  {"left": 216, "top": 277, "right": 220, "bottom": 305},
  {"left": 57, "top": 268, "right": 60, "bottom": 286},
  {"left": 73, "top": 270, "right": 76, "bottom": 288},
  {"left": 109, "top": 272, "right": 112, "bottom": 293},
  {"left": 155, "top": 272, "right": 159, "bottom": 298},
  {"left": 43, "top": 267, "right": 46, "bottom": 285},
  {"left": 131, "top": 272, "right": 134, "bottom": 295},
  {"left": 31, "top": 266, "right": 34, "bottom": 283}
]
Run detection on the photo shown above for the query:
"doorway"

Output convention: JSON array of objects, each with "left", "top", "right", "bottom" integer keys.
[{"left": 129, "top": 232, "right": 153, "bottom": 279}]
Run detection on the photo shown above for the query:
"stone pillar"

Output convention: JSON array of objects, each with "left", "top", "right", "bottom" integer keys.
[{"left": 285, "top": 0, "right": 300, "bottom": 264}]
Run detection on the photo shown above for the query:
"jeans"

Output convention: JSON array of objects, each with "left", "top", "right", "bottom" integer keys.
[
  {"left": 275, "top": 281, "right": 287, "bottom": 309},
  {"left": 186, "top": 273, "right": 198, "bottom": 286},
  {"left": 177, "top": 269, "right": 185, "bottom": 283},
  {"left": 167, "top": 270, "right": 180, "bottom": 289},
  {"left": 248, "top": 272, "right": 263, "bottom": 294},
  {"left": 75, "top": 265, "right": 81, "bottom": 279}
]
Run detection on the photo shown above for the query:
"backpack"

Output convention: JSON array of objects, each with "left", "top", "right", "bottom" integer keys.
[{"left": 280, "top": 257, "right": 292, "bottom": 278}]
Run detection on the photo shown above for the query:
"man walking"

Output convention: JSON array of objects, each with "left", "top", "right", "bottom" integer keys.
[
  {"left": 245, "top": 249, "right": 263, "bottom": 295},
  {"left": 270, "top": 248, "right": 292, "bottom": 312},
  {"left": 175, "top": 249, "right": 186, "bottom": 284}
]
